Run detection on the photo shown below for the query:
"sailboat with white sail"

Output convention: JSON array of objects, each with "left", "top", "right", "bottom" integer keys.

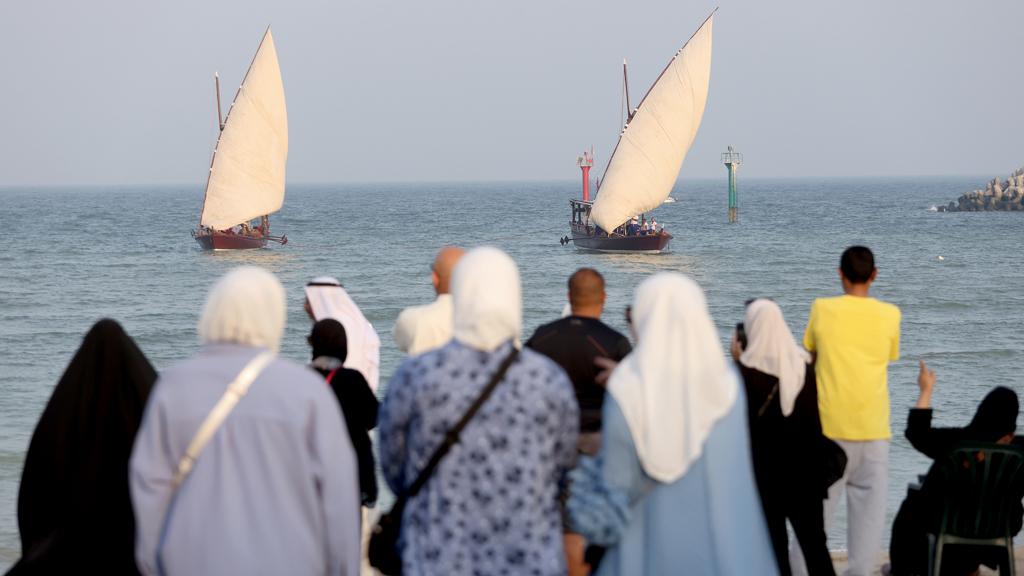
[
  {"left": 193, "top": 27, "right": 288, "bottom": 250},
  {"left": 565, "top": 11, "right": 714, "bottom": 253}
]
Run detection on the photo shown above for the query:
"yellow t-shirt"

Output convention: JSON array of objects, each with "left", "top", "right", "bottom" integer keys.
[{"left": 803, "top": 295, "right": 901, "bottom": 440}]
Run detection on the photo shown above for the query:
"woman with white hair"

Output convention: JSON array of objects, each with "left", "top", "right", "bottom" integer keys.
[
  {"left": 130, "top": 266, "right": 361, "bottom": 576},
  {"left": 566, "top": 273, "right": 777, "bottom": 575},
  {"left": 378, "top": 247, "right": 579, "bottom": 576}
]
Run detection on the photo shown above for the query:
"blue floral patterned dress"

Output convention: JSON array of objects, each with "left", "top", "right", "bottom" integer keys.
[{"left": 379, "top": 340, "right": 579, "bottom": 576}]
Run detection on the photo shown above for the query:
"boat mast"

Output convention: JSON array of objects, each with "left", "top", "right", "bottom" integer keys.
[
  {"left": 215, "top": 72, "right": 225, "bottom": 132},
  {"left": 623, "top": 59, "right": 634, "bottom": 122},
  {"left": 198, "top": 72, "right": 224, "bottom": 231}
]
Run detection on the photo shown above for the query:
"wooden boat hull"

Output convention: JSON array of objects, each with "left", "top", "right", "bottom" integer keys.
[
  {"left": 570, "top": 226, "right": 672, "bottom": 253},
  {"left": 194, "top": 231, "right": 268, "bottom": 250}
]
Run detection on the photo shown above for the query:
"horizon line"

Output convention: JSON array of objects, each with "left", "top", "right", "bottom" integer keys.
[{"left": 0, "top": 172, "right": 1002, "bottom": 191}]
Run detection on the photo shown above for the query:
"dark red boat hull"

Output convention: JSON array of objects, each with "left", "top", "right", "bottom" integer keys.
[
  {"left": 571, "top": 226, "right": 672, "bottom": 253},
  {"left": 194, "top": 232, "right": 268, "bottom": 250}
]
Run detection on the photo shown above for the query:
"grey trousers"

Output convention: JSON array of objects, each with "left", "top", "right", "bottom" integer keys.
[{"left": 790, "top": 439, "right": 890, "bottom": 576}]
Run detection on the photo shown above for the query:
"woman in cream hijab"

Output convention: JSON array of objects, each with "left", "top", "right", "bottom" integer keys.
[
  {"left": 378, "top": 247, "right": 579, "bottom": 576},
  {"left": 734, "top": 299, "right": 835, "bottom": 576},
  {"left": 567, "top": 272, "right": 776, "bottom": 575}
]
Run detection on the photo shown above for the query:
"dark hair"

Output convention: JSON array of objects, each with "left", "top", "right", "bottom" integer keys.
[
  {"left": 308, "top": 318, "right": 348, "bottom": 363},
  {"left": 840, "top": 246, "right": 875, "bottom": 284}
]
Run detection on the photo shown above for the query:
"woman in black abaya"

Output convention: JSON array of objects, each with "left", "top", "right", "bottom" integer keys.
[
  {"left": 889, "top": 362, "right": 1021, "bottom": 576},
  {"left": 307, "top": 318, "right": 379, "bottom": 506},
  {"left": 9, "top": 319, "right": 156, "bottom": 575}
]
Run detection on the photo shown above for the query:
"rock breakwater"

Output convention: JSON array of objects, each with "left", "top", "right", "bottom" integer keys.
[{"left": 939, "top": 168, "right": 1024, "bottom": 212}]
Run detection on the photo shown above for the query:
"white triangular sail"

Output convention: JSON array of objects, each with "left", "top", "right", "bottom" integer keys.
[
  {"left": 200, "top": 28, "right": 288, "bottom": 230},
  {"left": 590, "top": 13, "right": 713, "bottom": 233}
]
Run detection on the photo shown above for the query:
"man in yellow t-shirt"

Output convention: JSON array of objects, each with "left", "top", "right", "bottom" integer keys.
[{"left": 791, "top": 246, "right": 901, "bottom": 576}]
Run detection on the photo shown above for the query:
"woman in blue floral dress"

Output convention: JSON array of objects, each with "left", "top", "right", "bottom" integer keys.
[{"left": 378, "top": 247, "right": 579, "bottom": 576}]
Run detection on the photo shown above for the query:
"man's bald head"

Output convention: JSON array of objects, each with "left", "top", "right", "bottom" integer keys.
[
  {"left": 568, "top": 268, "right": 606, "bottom": 318},
  {"left": 432, "top": 246, "right": 465, "bottom": 295}
]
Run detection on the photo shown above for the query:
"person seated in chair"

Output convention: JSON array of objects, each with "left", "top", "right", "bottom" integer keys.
[{"left": 888, "top": 361, "right": 1021, "bottom": 576}]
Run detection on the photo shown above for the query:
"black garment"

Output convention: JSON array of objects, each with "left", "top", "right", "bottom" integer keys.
[
  {"left": 313, "top": 363, "right": 379, "bottom": 506},
  {"left": 738, "top": 363, "right": 835, "bottom": 576},
  {"left": 889, "top": 392, "right": 1023, "bottom": 576},
  {"left": 526, "top": 315, "right": 631, "bottom": 433},
  {"left": 10, "top": 319, "right": 156, "bottom": 576}
]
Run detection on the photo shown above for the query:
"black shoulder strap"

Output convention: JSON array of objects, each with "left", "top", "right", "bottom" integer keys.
[{"left": 400, "top": 346, "right": 520, "bottom": 502}]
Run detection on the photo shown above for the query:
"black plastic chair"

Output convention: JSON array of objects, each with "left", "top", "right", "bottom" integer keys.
[{"left": 928, "top": 442, "right": 1024, "bottom": 576}]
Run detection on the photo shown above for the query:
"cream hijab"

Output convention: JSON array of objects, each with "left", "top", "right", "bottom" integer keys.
[
  {"left": 450, "top": 247, "right": 521, "bottom": 352},
  {"left": 607, "top": 273, "right": 738, "bottom": 484},
  {"left": 739, "top": 299, "right": 810, "bottom": 417}
]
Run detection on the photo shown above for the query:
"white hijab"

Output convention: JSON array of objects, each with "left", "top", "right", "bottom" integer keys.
[
  {"left": 739, "top": 299, "right": 810, "bottom": 417},
  {"left": 607, "top": 273, "right": 738, "bottom": 484},
  {"left": 450, "top": 247, "right": 521, "bottom": 352},
  {"left": 304, "top": 277, "right": 381, "bottom": 391},
  {"left": 198, "top": 266, "right": 286, "bottom": 352}
]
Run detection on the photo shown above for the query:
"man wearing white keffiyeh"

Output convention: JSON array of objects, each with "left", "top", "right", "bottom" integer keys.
[{"left": 304, "top": 276, "right": 381, "bottom": 392}]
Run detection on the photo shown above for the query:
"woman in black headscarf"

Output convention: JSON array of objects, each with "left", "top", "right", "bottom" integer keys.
[
  {"left": 10, "top": 319, "right": 156, "bottom": 575},
  {"left": 889, "top": 361, "right": 1021, "bottom": 576},
  {"left": 308, "top": 318, "right": 379, "bottom": 506}
]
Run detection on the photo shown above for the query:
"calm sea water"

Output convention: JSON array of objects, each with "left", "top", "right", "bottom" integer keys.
[{"left": 1, "top": 177, "right": 1021, "bottom": 568}]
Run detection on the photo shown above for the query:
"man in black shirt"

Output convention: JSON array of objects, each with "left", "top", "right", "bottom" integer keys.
[
  {"left": 526, "top": 267, "right": 632, "bottom": 456},
  {"left": 528, "top": 268, "right": 631, "bottom": 575}
]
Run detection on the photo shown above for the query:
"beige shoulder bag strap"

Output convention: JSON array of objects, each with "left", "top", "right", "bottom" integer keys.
[{"left": 171, "top": 351, "right": 274, "bottom": 488}]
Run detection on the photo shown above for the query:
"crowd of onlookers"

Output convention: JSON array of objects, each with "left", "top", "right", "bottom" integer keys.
[{"left": 8, "top": 245, "right": 1023, "bottom": 576}]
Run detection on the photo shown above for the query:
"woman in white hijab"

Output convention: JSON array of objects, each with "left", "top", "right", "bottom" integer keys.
[
  {"left": 378, "top": 247, "right": 579, "bottom": 576},
  {"left": 567, "top": 272, "right": 777, "bottom": 575},
  {"left": 734, "top": 298, "right": 835, "bottom": 576}
]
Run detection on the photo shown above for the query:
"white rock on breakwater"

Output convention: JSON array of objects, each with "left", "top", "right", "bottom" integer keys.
[{"left": 938, "top": 167, "right": 1024, "bottom": 212}]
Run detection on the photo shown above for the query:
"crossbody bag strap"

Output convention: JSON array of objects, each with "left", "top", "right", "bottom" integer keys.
[
  {"left": 755, "top": 383, "right": 780, "bottom": 420},
  {"left": 171, "top": 351, "right": 275, "bottom": 488},
  {"left": 325, "top": 368, "right": 340, "bottom": 385},
  {"left": 156, "top": 351, "right": 275, "bottom": 576},
  {"left": 401, "top": 347, "right": 520, "bottom": 502}
]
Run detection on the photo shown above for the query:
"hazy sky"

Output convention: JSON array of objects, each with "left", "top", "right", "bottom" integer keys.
[{"left": 1, "top": 0, "right": 1021, "bottom": 186}]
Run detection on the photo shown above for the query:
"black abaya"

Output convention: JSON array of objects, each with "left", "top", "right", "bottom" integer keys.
[
  {"left": 889, "top": 388, "right": 1023, "bottom": 576},
  {"left": 10, "top": 319, "right": 156, "bottom": 575},
  {"left": 313, "top": 364, "right": 379, "bottom": 506},
  {"left": 738, "top": 363, "right": 836, "bottom": 576}
]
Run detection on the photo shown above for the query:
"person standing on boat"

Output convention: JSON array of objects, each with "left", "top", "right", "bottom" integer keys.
[
  {"left": 626, "top": 217, "right": 639, "bottom": 236},
  {"left": 393, "top": 246, "right": 465, "bottom": 356},
  {"left": 130, "top": 267, "right": 361, "bottom": 576},
  {"left": 304, "top": 277, "right": 382, "bottom": 391}
]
